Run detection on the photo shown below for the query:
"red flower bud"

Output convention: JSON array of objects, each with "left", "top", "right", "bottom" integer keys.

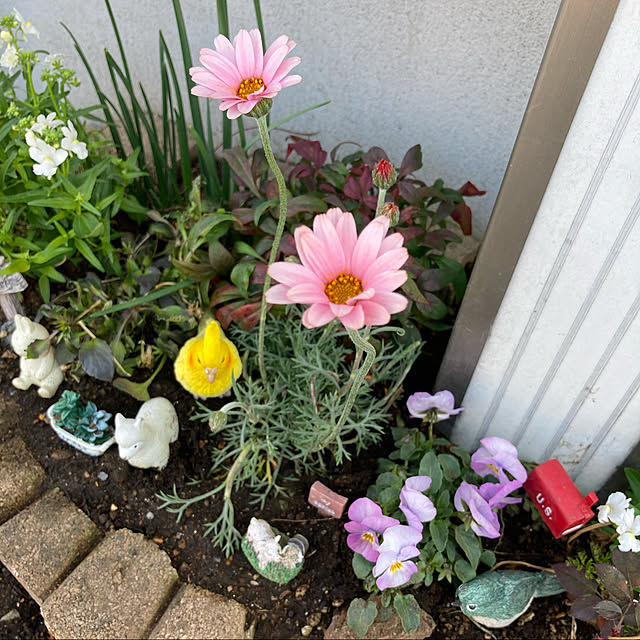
[
  {"left": 372, "top": 158, "right": 398, "bottom": 190},
  {"left": 379, "top": 202, "right": 400, "bottom": 225}
]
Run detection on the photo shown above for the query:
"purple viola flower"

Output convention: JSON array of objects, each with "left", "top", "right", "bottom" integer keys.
[
  {"left": 406, "top": 390, "right": 463, "bottom": 422},
  {"left": 399, "top": 476, "right": 437, "bottom": 532},
  {"left": 344, "top": 497, "right": 399, "bottom": 562},
  {"left": 372, "top": 525, "right": 422, "bottom": 590},
  {"left": 471, "top": 436, "right": 527, "bottom": 484},
  {"left": 478, "top": 479, "right": 523, "bottom": 509},
  {"left": 454, "top": 481, "right": 501, "bottom": 539}
]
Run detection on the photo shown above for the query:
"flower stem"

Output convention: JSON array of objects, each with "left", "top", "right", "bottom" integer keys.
[
  {"left": 320, "top": 328, "right": 376, "bottom": 460},
  {"left": 375, "top": 188, "right": 387, "bottom": 217},
  {"left": 256, "top": 114, "right": 288, "bottom": 386}
]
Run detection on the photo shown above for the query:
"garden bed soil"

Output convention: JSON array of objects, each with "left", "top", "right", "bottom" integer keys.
[{"left": 0, "top": 323, "right": 593, "bottom": 640}]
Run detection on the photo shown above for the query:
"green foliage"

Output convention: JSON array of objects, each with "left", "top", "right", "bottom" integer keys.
[
  {"left": 157, "top": 308, "right": 422, "bottom": 555},
  {"left": 0, "top": 10, "right": 145, "bottom": 296},
  {"left": 347, "top": 598, "right": 378, "bottom": 638},
  {"left": 50, "top": 389, "right": 112, "bottom": 444},
  {"left": 566, "top": 541, "right": 612, "bottom": 581}
]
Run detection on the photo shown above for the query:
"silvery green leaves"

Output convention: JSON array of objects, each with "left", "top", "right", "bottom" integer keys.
[
  {"left": 346, "top": 594, "right": 422, "bottom": 638},
  {"left": 368, "top": 427, "right": 496, "bottom": 586},
  {"left": 553, "top": 548, "right": 640, "bottom": 638}
]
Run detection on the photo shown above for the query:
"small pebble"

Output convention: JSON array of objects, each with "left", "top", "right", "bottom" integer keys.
[
  {"left": 83, "top": 471, "right": 90, "bottom": 479},
  {"left": 307, "top": 612, "right": 322, "bottom": 627},
  {"left": 97, "top": 471, "right": 108, "bottom": 481},
  {"left": 332, "top": 598, "right": 344, "bottom": 608},
  {"left": 110, "top": 504, "right": 118, "bottom": 512},
  {"left": 145, "top": 511, "right": 154, "bottom": 520},
  {"left": 153, "top": 536, "right": 163, "bottom": 544},
  {"left": 227, "top": 585, "right": 233, "bottom": 592},
  {"left": 296, "top": 584, "right": 309, "bottom": 599},
  {"left": 250, "top": 580, "right": 259, "bottom": 586},
  {"left": 301, "top": 625, "right": 313, "bottom": 637},
  {"left": 0, "top": 610, "right": 20, "bottom": 623}
]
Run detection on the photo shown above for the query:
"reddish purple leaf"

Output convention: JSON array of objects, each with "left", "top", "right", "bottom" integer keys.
[
  {"left": 570, "top": 595, "right": 601, "bottom": 622},
  {"left": 398, "top": 180, "right": 420, "bottom": 204},
  {"left": 399, "top": 144, "right": 422, "bottom": 178},
  {"left": 286, "top": 137, "right": 327, "bottom": 168},
  {"left": 459, "top": 181, "right": 486, "bottom": 197},
  {"left": 230, "top": 302, "right": 262, "bottom": 330},
  {"left": 552, "top": 563, "right": 599, "bottom": 598},
  {"left": 343, "top": 175, "right": 362, "bottom": 199},
  {"left": 363, "top": 146, "right": 388, "bottom": 169},
  {"left": 451, "top": 202, "right": 473, "bottom": 235}
]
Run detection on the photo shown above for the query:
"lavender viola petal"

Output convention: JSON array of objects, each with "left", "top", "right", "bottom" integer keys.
[
  {"left": 347, "top": 496, "right": 383, "bottom": 522},
  {"left": 399, "top": 505, "right": 423, "bottom": 532},
  {"left": 406, "top": 390, "right": 463, "bottom": 421},
  {"left": 378, "top": 524, "right": 422, "bottom": 553},
  {"left": 478, "top": 479, "right": 523, "bottom": 509},
  {"left": 347, "top": 531, "right": 380, "bottom": 562},
  {"left": 404, "top": 475, "right": 432, "bottom": 492},
  {"left": 360, "top": 513, "right": 400, "bottom": 533},
  {"left": 400, "top": 489, "right": 437, "bottom": 523},
  {"left": 454, "top": 481, "right": 501, "bottom": 539},
  {"left": 375, "top": 559, "right": 418, "bottom": 590},
  {"left": 471, "top": 436, "right": 527, "bottom": 483}
]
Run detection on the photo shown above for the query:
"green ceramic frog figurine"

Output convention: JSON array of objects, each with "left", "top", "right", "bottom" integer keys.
[{"left": 455, "top": 570, "right": 564, "bottom": 632}]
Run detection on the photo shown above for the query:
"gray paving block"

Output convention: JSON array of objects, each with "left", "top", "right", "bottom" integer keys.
[
  {"left": 149, "top": 584, "right": 250, "bottom": 640},
  {"left": 0, "top": 436, "right": 45, "bottom": 524},
  {"left": 41, "top": 528, "right": 179, "bottom": 640},
  {"left": 0, "top": 488, "right": 102, "bottom": 605}
]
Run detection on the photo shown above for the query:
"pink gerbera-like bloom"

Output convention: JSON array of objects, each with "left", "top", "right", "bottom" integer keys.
[
  {"left": 266, "top": 208, "right": 409, "bottom": 330},
  {"left": 189, "top": 28, "right": 301, "bottom": 119}
]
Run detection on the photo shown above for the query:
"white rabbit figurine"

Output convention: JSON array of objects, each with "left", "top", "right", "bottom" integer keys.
[
  {"left": 11, "top": 314, "right": 63, "bottom": 398},
  {"left": 114, "top": 397, "right": 179, "bottom": 470}
]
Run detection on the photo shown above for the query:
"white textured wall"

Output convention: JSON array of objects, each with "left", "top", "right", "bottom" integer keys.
[
  {"left": 452, "top": 0, "right": 640, "bottom": 492},
  {"left": 14, "top": 0, "right": 561, "bottom": 235}
]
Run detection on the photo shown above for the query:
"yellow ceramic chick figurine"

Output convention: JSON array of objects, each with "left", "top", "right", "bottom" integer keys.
[{"left": 174, "top": 319, "right": 242, "bottom": 398}]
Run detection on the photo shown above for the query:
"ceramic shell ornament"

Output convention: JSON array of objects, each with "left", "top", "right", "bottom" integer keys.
[
  {"left": 241, "top": 517, "right": 309, "bottom": 584},
  {"left": 11, "top": 314, "right": 63, "bottom": 398},
  {"left": 114, "top": 397, "right": 179, "bottom": 470}
]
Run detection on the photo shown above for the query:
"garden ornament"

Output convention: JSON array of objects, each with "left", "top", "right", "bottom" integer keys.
[
  {"left": 174, "top": 318, "right": 242, "bottom": 398},
  {"left": 11, "top": 314, "right": 63, "bottom": 398},
  {"left": 114, "top": 397, "right": 179, "bottom": 470},
  {"left": 241, "top": 517, "right": 309, "bottom": 584},
  {"left": 454, "top": 569, "right": 564, "bottom": 634},
  {"left": 0, "top": 258, "right": 27, "bottom": 321},
  {"left": 524, "top": 459, "right": 598, "bottom": 538}
]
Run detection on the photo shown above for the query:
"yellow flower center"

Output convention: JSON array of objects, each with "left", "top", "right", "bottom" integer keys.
[
  {"left": 237, "top": 77, "right": 264, "bottom": 100},
  {"left": 361, "top": 532, "right": 375, "bottom": 544},
  {"left": 389, "top": 561, "right": 403, "bottom": 573},
  {"left": 488, "top": 463, "right": 499, "bottom": 475},
  {"left": 324, "top": 273, "right": 363, "bottom": 305}
]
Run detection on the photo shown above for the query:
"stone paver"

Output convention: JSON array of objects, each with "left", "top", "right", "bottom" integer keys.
[
  {"left": 0, "top": 488, "right": 102, "bottom": 605},
  {"left": 41, "top": 528, "right": 179, "bottom": 640},
  {"left": 149, "top": 583, "right": 251, "bottom": 640},
  {"left": 324, "top": 598, "right": 435, "bottom": 640},
  {"left": 0, "top": 436, "right": 45, "bottom": 524}
]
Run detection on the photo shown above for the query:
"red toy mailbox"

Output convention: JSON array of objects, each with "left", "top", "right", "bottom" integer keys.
[{"left": 523, "top": 459, "right": 598, "bottom": 538}]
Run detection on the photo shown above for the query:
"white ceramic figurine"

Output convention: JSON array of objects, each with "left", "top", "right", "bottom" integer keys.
[
  {"left": 11, "top": 314, "right": 63, "bottom": 398},
  {"left": 114, "top": 397, "right": 179, "bottom": 470}
]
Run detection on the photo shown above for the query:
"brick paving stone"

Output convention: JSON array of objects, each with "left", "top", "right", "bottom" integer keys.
[
  {"left": 0, "top": 488, "right": 102, "bottom": 605},
  {"left": 0, "top": 436, "right": 45, "bottom": 524},
  {"left": 149, "top": 583, "right": 251, "bottom": 640},
  {"left": 41, "top": 528, "right": 179, "bottom": 640}
]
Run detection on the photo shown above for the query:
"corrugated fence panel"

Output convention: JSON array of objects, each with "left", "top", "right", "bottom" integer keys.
[{"left": 452, "top": 0, "right": 640, "bottom": 492}]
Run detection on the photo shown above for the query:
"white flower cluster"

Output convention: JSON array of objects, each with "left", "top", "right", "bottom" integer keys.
[
  {"left": 597, "top": 491, "right": 640, "bottom": 553},
  {"left": 25, "top": 113, "right": 87, "bottom": 179},
  {"left": 0, "top": 9, "right": 39, "bottom": 72}
]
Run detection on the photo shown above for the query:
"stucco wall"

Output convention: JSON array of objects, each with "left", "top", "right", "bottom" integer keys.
[{"left": 15, "top": 0, "right": 562, "bottom": 236}]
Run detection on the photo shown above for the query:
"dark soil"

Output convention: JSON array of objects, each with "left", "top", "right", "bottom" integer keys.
[{"left": 0, "top": 316, "right": 594, "bottom": 640}]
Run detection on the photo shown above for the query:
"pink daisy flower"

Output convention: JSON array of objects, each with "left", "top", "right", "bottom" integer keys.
[
  {"left": 189, "top": 28, "right": 301, "bottom": 119},
  {"left": 265, "top": 208, "right": 409, "bottom": 330}
]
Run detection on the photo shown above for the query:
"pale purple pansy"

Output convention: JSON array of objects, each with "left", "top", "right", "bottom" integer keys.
[
  {"left": 372, "top": 524, "right": 422, "bottom": 590},
  {"left": 406, "top": 390, "right": 463, "bottom": 422},
  {"left": 399, "top": 476, "right": 437, "bottom": 532},
  {"left": 344, "top": 497, "right": 399, "bottom": 562},
  {"left": 471, "top": 436, "right": 527, "bottom": 484},
  {"left": 454, "top": 481, "right": 501, "bottom": 539},
  {"left": 477, "top": 479, "right": 523, "bottom": 509}
]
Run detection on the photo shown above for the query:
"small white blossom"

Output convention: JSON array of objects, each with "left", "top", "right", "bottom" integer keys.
[
  {"left": 598, "top": 491, "right": 631, "bottom": 525},
  {"left": 61, "top": 120, "right": 87, "bottom": 159},
  {"left": 0, "top": 31, "right": 12, "bottom": 43},
  {"left": 43, "top": 53, "right": 63, "bottom": 68},
  {"left": 28, "top": 138, "right": 67, "bottom": 179},
  {"left": 616, "top": 509, "right": 640, "bottom": 553},
  {"left": 0, "top": 43, "right": 18, "bottom": 71},
  {"left": 30, "top": 113, "right": 63, "bottom": 134},
  {"left": 24, "top": 130, "right": 37, "bottom": 147},
  {"left": 12, "top": 8, "right": 39, "bottom": 40}
]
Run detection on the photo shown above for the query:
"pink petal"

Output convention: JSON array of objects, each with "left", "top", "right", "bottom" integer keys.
[
  {"left": 351, "top": 216, "right": 389, "bottom": 276},
  {"left": 373, "top": 270, "right": 408, "bottom": 292},
  {"left": 262, "top": 44, "right": 289, "bottom": 85},
  {"left": 279, "top": 74, "right": 302, "bottom": 88},
  {"left": 329, "top": 303, "right": 354, "bottom": 317},
  {"left": 348, "top": 288, "right": 375, "bottom": 303},
  {"left": 302, "top": 303, "right": 335, "bottom": 328},
  {"left": 269, "top": 56, "right": 301, "bottom": 84},
  {"left": 263, "top": 34, "right": 289, "bottom": 66},
  {"left": 212, "top": 34, "right": 235, "bottom": 61},
  {"left": 249, "top": 29, "right": 264, "bottom": 76},
  {"left": 371, "top": 291, "right": 408, "bottom": 314},
  {"left": 362, "top": 248, "right": 408, "bottom": 285},
  {"left": 265, "top": 283, "right": 291, "bottom": 304},
  {"left": 268, "top": 261, "right": 319, "bottom": 287},
  {"left": 380, "top": 232, "right": 404, "bottom": 254},
  {"left": 297, "top": 229, "right": 340, "bottom": 281},
  {"left": 286, "top": 282, "right": 327, "bottom": 303},
  {"left": 339, "top": 304, "right": 365, "bottom": 330},
  {"left": 334, "top": 210, "right": 358, "bottom": 268},
  {"left": 312, "top": 214, "right": 346, "bottom": 270},
  {"left": 358, "top": 300, "right": 390, "bottom": 326},
  {"left": 234, "top": 29, "right": 255, "bottom": 79}
]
